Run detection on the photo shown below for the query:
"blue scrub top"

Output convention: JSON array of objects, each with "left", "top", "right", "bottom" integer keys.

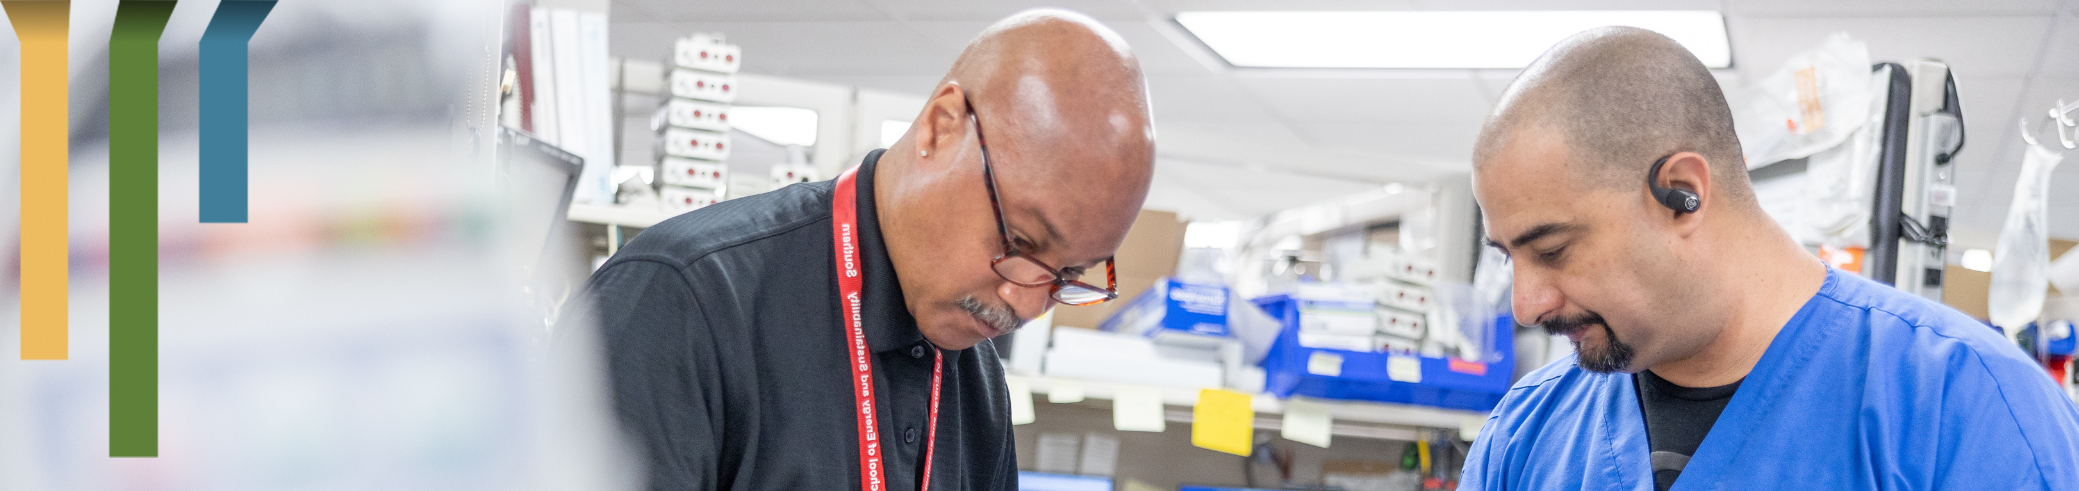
[{"left": 1461, "top": 268, "right": 2079, "bottom": 490}]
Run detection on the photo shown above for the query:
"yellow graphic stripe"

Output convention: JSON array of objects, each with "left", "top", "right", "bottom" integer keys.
[{"left": 7, "top": 0, "right": 71, "bottom": 360}]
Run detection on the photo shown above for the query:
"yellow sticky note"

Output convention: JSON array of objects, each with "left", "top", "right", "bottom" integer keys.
[
  {"left": 1007, "top": 377, "right": 1036, "bottom": 425},
  {"left": 1191, "top": 388, "right": 1254, "bottom": 456}
]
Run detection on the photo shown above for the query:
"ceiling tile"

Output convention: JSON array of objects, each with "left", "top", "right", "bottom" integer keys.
[
  {"left": 612, "top": 21, "right": 955, "bottom": 75},
  {"left": 1149, "top": 157, "right": 1387, "bottom": 220},
  {"left": 1108, "top": 21, "right": 1218, "bottom": 77},
  {"left": 1950, "top": 76, "right": 2079, "bottom": 244},
  {"left": 1147, "top": 76, "right": 1277, "bottom": 123},
  {"left": 611, "top": 0, "right": 888, "bottom": 22},
  {"left": 1728, "top": 16, "right": 2053, "bottom": 79},
  {"left": 892, "top": 20, "right": 995, "bottom": 50},
  {"left": 1231, "top": 76, "right": 1496, "bottom": 125},
  {"left": 866, "top": 0, "right": 1149, "bottom": 21},
  {"left": 2036, "top": 14, "right": 2079, "bottom": 77},
  {"left": 893, "top": 20, "right": 1210, "bottom": 76},
  {"left": 1138, "top": 0, "right": 1720, "bottom": 13},
  {"left": 1155, "top": 121, "right": 1463, "bottom": 182},
  {"left": 1731, "top": 0, "right": 2059, "bottom": 17},
  {"left": 1291, "top": 122, "right": 1481, "bottom": 165}
]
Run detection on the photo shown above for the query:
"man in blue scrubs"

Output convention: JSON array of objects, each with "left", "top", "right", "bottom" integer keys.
[{"left": 1460, "top": 27, "right": 2079, "bottom": 490}]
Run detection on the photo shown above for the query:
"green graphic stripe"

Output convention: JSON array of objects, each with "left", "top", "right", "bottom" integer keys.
[{"left": 109, "top": 0, "right": 175, "bottom": 459}]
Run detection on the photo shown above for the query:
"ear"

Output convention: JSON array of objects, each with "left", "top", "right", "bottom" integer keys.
[
  {"left": 911, "top": 82, "right": 972, "bottom": 172},
  {"left": 1654, "top": 151, "right": 1712, "bottom": 235}
]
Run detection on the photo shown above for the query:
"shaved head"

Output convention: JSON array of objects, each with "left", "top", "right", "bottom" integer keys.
[
  {"left": 877, "top": 9, "right": 1154, "bottom": 350},
  {"left": 941, "top": 8, "right": 1156, "bottom": 222},
  {"left": 1472, "top": 27, "right": 1827, "bottom": 381},
  {"left": 1475, "top": 27, "right": 1750, "bottom": 206}
]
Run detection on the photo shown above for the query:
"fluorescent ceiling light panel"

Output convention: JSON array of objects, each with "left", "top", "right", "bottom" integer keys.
[{"left": 1176, "top": 11, "right": 1730, "bottom": 69}]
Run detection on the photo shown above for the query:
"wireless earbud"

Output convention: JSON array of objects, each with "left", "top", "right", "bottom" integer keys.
[{"left": 1648, "top": 155, "right": 1701, "bottom": 214}]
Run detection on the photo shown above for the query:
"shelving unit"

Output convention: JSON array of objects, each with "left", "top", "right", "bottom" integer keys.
[
  {"left": 1013, "top": 375, "right": 1488, "bottom": 442},
  {"left": 565, "top": 202, "right": 683, "bottom": 256},
  {"left": 566, "top": 202, "right": 675, "bottom": 229}
]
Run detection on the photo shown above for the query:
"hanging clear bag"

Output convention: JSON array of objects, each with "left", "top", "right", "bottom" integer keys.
[{"left": 1988, "top": 143, "right": 2065, "bottom": 331}]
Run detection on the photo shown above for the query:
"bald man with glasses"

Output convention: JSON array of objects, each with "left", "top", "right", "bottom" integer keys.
[{"left": 567, "top": 9, "right": 1154, "bottom": 491}]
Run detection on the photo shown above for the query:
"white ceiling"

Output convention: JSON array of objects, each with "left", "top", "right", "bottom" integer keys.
[{"left": 607, "top": 0, "right": 2079, "bottom": 243}]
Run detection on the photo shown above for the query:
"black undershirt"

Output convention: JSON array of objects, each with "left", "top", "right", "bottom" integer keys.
[{"left": 1634, "top": 370, "right": 1742, "bottom": 491}]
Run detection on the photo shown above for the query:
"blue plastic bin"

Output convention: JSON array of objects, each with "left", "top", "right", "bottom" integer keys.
[{"left": 1253, "top": 295, "right": 1514, "bottom": 412}]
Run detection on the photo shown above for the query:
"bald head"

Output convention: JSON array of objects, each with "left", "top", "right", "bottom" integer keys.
[
  {"left": 876, "top": 9, "right": 1155, "bottom": 350},
  {"left": 1475, "top": 27, "right": 1750, "bottom": 206},
  {"left": 940, "top": 9, "right": 1156, "bottom": 207}
]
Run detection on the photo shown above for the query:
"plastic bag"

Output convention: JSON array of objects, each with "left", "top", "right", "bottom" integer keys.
[
  {"left": 1798, "top": 68, "right": 1892, "bottom": 247},
  {"left": 1989, "top": 143, "right": 2065, "bottom": 330},
  {"left": 1731, "top": 33, "right": 1875, "bottom": 168}
]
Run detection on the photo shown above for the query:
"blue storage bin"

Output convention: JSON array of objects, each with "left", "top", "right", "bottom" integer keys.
[{"left": 1253, "top": 295, "right": 1514, "bottom": 412}]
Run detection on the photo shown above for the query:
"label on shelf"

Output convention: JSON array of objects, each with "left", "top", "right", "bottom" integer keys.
[
  {"left": 1307, "top": 352, "right": 1343, "bottom": 377},
  {"left": 1387, "top": 355, "right": 1423, "bottom": 383}
]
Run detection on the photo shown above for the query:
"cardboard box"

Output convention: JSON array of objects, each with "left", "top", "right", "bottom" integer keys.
[{"left": 1050, "top": 210, "right": 1185, "bottom": 330}]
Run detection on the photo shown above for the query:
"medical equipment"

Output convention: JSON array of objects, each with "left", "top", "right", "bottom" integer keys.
[{"left": 1872, "top": 61, "right": 1963, "bottom": 301}]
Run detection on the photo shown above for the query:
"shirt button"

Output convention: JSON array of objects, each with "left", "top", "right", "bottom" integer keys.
[
  {"left": 904, "top": 427, "right": 918, "bottom": 443},
  {"left": 910, "top": 345, "right": 926, "bottom": 358}
]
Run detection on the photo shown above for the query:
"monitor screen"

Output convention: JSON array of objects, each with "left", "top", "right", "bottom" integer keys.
[
  {"left": 495, "top": 126, "right": 585, "bottom": 317},
  {"left": 1018, "top": 471, "right": 1112, "bottom": 491}
]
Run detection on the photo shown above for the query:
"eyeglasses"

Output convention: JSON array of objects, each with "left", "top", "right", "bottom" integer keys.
[{"left": 964, "top": 95, "right": 1119, "bottom": 307}]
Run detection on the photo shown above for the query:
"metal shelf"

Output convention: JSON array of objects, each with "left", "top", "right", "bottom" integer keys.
[
  {"left": 1014, "top": 375, "right": 1487, "bottom": 441},
  {"left": 566, "top": 202, "right": 678, "bottom": 229}
]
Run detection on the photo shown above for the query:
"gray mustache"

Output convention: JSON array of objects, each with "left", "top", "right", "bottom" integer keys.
[{"left": 958, "top": 296, "right": 1023, "bottom": 333}]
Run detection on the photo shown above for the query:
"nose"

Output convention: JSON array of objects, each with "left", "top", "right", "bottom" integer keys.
[
  {"left": 1511, "top": 262, "right": 1564, "bottom": 326},
  {"left": 998, "top": 280, "right": 1053, "bottom": 323}
]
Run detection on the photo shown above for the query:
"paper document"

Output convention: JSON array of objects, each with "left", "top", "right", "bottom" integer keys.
[
  {"left": 1048, "top": 380, "right": 1087, "bottom": 403},
  {"left": 1112, "top": 387, "right": 1167, "bottom": 432},
  {"left": 1282, "top": 398, "right": 1334, "bottom": 448},
  {"left": 1006, "top": 377, "right": 1036, "bottom": 425}
]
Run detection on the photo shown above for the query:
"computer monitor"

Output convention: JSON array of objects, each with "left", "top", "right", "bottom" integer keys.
[
  {"left": 495, "top": 126, "right": 585, "bottom": 320},
  {"left": 1018, "top": 471, "right": 1113, "bottom": 491}
]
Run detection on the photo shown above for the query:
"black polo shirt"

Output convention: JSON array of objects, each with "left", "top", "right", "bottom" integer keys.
[{"left": 576, "top": 149, "right": 1017, "bottom": 490}]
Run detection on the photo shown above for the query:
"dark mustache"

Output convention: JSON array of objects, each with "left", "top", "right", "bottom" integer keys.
[
  {"left": 1542, "top": 311, "right": 1607, "bottom": 336},
  {"left": 957, "top": 296, "right": 1023, "bottom": 333}
]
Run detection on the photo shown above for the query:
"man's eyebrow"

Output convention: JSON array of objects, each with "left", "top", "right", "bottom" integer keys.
[
  {"left": 1023, "top": 206, "right": 1068, "bottom": 253},
  {"left": 1507, "top": 222, "right": 1583, "bottom": 249},
  {"left": 1027, "top": 208, "right": 1113, "bottom": 270}
]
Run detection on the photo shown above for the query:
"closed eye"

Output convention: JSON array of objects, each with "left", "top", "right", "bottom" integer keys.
[{"left": 1537, "top": 246, "right": 1567, "bottom": 264}]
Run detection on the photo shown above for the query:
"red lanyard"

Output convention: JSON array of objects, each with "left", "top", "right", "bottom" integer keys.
[{"left": 833, "top": 167, "right": 944, "bottom": 491}]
